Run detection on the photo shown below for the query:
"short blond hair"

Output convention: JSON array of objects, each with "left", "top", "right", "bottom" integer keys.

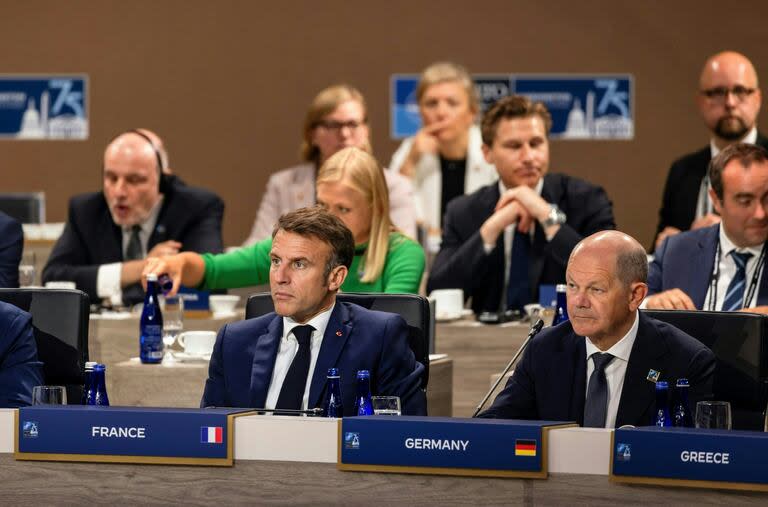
[
  {"left": 316, "top": 147, "right": 392, "bottom": 283},
  {"left": 416, "top": 62, "right": 479, "bottom": 113},
  {"left": 301, "top": 84, "right": 371, "bottom": 164}
]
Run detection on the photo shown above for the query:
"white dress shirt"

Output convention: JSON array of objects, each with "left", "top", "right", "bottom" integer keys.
[
  {"left": 696, "top": 127, "right": 758, "bottom": 219},
  {"left": 96, "top": 197, "right": 164, "bottom": 305},
  {"left": 703, "top": 225, "right": 764, "bottom": 311},
  {"left": 584, "top": 310, "right": 639, "bottom": 428},
  {"left": 264, "top": 304, "right": 335, "bottom": 412}
]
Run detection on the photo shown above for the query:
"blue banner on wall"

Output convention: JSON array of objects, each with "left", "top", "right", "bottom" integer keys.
[
  {"left": 0, "top": 76, "right": 88, "bottom": 140},
  {"left": 390, "top": 74, "right": 633, "bottom": 141},
  {"left": 16, "top": 406, "right": 252, "bottom": 466},
  {"left": 612, "top": 426, "right": 768, "bottom": 490},
  {"left": 339, "top": 416, "right": 573, "bottom": 477}
]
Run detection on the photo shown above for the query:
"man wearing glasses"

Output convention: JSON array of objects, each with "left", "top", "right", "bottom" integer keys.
[{"left": 653, "top": 51, "right": 765, "bottom": 251}]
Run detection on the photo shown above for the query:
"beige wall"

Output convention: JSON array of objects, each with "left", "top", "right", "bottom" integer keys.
[{"left": 0, "top": 0, "right": 765, "bottom": 247}]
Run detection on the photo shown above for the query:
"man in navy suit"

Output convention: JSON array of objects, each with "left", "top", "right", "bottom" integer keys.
[
  {"left": 42, "top": 130, "right": 223, "bottom": 306},
  {"left": 0, "top": 211, "right": 23, "bottom": 288},
  {"left": 479, "top": 231, "right": 714, "bottom": 427},
  {"left": 0, "top": 300, "right": 43, "bottom": 407},
  {"left": 654, "top": 51, "right": 765, "bottom": 250},
  {"left": 201, "top": 207, "right": 426, "bottom": 415},
  {"left": 427, "top": 95, "right": 615, "bottom": 314},
  {"left": 647, "top": 143, "right": 768, "bottom": 312}
]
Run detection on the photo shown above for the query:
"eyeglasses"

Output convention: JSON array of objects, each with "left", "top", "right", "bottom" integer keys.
[
  {"left": 317, "top": 120, "right": 365, "bottom": 134},
  {"left": 700, "top": 86, "right": 757, "bottom": 103}
]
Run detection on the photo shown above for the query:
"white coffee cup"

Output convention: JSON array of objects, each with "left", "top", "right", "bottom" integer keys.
[
  {"left": 429, "top": 289, "right": 464, "bottom": 320},
  {"left": 178, "top": 331, "right": 216, "bottom": 357}
]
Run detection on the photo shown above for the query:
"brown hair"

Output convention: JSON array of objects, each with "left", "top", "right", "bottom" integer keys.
[
  {"left": 301, "top": 84, "right": 370, "bottom": 164},
  {"left": 273, "top": 206, "right": 355, "bottom": 276},
  {"left": 709, "top": 143, "right": 768, "bottom": 200},
  {"left": 480, "top": 95, "right": 552, "bottom": 145}
]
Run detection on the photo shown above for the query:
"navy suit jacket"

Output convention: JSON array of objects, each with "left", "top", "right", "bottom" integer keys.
[
  {"left": 0, "top": 300, "right": 44, "bottom": 407},
  {"left": 201, "top": 302, "right": 427, "bottom": 416},
  {"left": 42, "top": 176, "right": 224, "bottom": 305},
  {"left": 427, "top": 173, "right": 615, "bottom": 313},
  {"left": 0, "top": 212, "right": 22, "bottom": 288},
  {"left": 648, "top": 224, "right": 768, "bottom": 309},
  {"left": 653, "top": 134, "right": 768, "bottom": 248},
  {"left": 478, "top": 313, "right": 715, "bottom": 427}
]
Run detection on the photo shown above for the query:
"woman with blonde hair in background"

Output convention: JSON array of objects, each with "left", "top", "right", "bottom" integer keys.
[{"left": 146, "top": 147, "right": 424, "bottom": 294}]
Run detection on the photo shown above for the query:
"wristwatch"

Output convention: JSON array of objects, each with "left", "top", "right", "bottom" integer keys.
[{"left": 541, "top": 204, "right": 567, "bottom": 228}]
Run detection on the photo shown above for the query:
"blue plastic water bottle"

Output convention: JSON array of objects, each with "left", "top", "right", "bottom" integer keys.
[
  {"left": 672, "top": 378, "right": 693, "bottom": 427},
  {"left": 354, "top": 370, "right": 374, "bottom": 416},
  {"left": 87, "top": 363, "right": 110, "bottom": 406},
  {"left": 653, "top": 381, "right": 672, "bottom": 427},
  {"left": 140, "top": 273, "right": 164, "bottom": 364},
  {"left": 323, "top": 368, "right": 344, "bottom": 417},
  {"left": 81, "top": 361, "right": 96, "bottom": 405},
  {"left": 551, "top": 284, "right": 569, "bottom": 325}
]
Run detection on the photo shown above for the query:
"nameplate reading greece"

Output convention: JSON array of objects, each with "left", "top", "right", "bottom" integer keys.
[
  {"left": 611, "top": 426, "right": 768, "bottom": 491},
  {"left": 338, "top": 416, "right": 575, "bottom": 478},
  {"left": 15, "top": 406, "right": 253, "bottom": 466}
]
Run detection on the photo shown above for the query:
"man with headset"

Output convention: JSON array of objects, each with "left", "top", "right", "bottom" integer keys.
[
  {"left": 647, "top": 143, "right": 768, "bottom": 312},
  {"left": 43, "top": 130, "right": 224, "bottom": 306}
]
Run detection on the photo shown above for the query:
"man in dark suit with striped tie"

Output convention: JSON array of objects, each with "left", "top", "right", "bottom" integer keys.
[{"left": 647, "top": 143, "right": 768, "bottom": 313}]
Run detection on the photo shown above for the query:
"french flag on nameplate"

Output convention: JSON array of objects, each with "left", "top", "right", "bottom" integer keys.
[{"left": 200, "top": 426, "right": 223, "bottom": 444}]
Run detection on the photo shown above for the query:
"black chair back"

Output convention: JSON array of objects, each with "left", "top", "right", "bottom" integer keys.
[
  {"left": 246, "top": 292, "right": 430, "bottom": 388},
  {"left": 0, "top": 288, "right": 89, "bottom": 403},
  {"left": 643, "top": 309, "right": 768, "bottom": 430}
]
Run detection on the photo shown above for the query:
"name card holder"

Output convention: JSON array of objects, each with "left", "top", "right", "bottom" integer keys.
[
  {"left": 338, "top": 416, "right": 575, "bottom": 478},
  {"left": 611, "top": 427, "right": 768, "bottom": 492},
  {"left": 15, "top": 406, "right": 254, "bottom": 466}
]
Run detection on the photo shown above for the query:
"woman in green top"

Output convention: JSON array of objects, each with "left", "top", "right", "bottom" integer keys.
[{"left": 144, "top": 147, "right": 425, "bottom": 294}]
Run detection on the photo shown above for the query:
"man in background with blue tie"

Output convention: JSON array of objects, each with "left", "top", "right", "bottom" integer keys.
[
  {"left": 427, "top": 95, "right": 615, "bottom": 314},
  {"left": 647, "top": 143, "right": 768, "bottom": 312},
  {"left": 200, "top": 207, "right": 426, "bottom": 415},
  {"left": 478, "top": 231, "right": 714, "bottom": 427}
]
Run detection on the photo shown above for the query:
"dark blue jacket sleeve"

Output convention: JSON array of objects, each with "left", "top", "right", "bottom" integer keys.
[
  {"left": 0, "top": 213, "right": 22, "bottom": 288},
  {"left": 0, "top": 308, "right": 44, "bottom": 407}
]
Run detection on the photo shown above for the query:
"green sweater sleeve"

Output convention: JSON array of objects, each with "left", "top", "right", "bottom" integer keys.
[
  {"left": 379, "top": 234, "right": 425, "bottom": 294},
  {"left": 200, "top": 238, "right": 273, "bottom": 290}
]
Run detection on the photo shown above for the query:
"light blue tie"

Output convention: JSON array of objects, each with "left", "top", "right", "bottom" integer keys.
[{"left": 721, "top": 251, "right": 753, "bottom": 311}]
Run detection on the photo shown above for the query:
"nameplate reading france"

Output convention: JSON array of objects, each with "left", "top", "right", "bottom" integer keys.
[
  {"left": 612, "top": 426, "right": 768, "bottom": 491},
  {"left": 338, "top": 416, "right": 575, "bottom": 478},
  {"left": 15, "top": 406, "right": 252, "bottom": 466}
]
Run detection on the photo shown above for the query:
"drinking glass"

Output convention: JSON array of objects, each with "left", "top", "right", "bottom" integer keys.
[
  {"left": 371, "top": 396, "right": 401, "bottom": 416},
  {"left": 32, "top": 385, "right": 67, "bottom": 405},
  {"left": 695, "top": 401, "right": 732, "bottom": 430},
  {"left": 161, "top": 295, "right": 184, "bottom": 363},
  {"left": 19, "top": 251, "right": 36, "bottom": 287}
]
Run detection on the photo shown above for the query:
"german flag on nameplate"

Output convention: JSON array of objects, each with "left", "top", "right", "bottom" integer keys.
[{"left": 514, "top": 439, "right": 537, "bottom": 457}]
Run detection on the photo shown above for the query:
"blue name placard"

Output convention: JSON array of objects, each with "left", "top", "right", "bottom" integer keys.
[
  {"left": 179, "top": 286, "right": 210, "bottom": 311},
  {"left": 612, "top": 427, "right": 768, "bottom": 491},
  {"left": 339, "top": 416, "right": 574, "bottom": 478},
  {"left": 0, "top": 75, "right": 88, "bottom": 140},
  {"left": 16, "top": 406, "right": 252, "bottom": 466},
  {"left": 390, "top": 74, "right": 633, "bottom": 141}
]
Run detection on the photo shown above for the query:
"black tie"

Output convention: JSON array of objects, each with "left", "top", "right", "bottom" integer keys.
[
  {"left": 275, "top": 325, "right": 314, "bottom": 413},
  {"left": 125, "top": 225, "right": 143, "bottom": 260},
  {"left": 583, "top": 352, "right": 615, "bottom": 428},
  {"left": 506, "top": 228, "right": 531, "bottom": 311}
]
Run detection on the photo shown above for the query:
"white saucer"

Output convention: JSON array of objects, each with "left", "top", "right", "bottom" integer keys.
[{"left": 174, "top": 351, "right": 212, "bottom": 362}]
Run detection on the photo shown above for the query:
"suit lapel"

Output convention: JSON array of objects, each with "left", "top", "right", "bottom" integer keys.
[
  {"left": 615, "top": 314, "right": 667, "bottom": 427},
  {"left": 307, "top": 303, "right": 352, "bottom": 409},
  {"left": 566, "top": 332, "right": 587, "bottom": 424},
  {"left": 249, "top": 316, "right": 283, "bottom": 409},
  {"left": 689, "top": 225, "right": 718, "bottom": 310},
  {"left": 148, "top": 199, "right": 171, "bottom": 250}
]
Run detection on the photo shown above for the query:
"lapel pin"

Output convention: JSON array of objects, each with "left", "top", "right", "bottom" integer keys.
[
  {"left": 336, "top": 330, "right": 342, "bottom": 337},
  {"left": 646, "top": 369, "right": 661, "bottom": 383}
]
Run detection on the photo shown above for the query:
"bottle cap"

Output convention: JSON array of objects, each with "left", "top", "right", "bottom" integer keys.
[
  {"left": 146, "top": 273, "right": 158, "bottom": 282},
  {"left": 675, "top": 378, "right": 689, "bottom": 388},
  {"left": 556, "top": 284, "right": 567, "bottom": 292},
  {"left": 327, "top": 368, "right": 339, "bottom": 377},
  {"left": 356, "top": 370, "right": 370, "bottom": 379},
  {"left": 85, "top": 361, "right": 97, "bottom": 369},
  {"left": 93, "top": 363, "right": 106, "bottom": 372},
  {"left": 656, "top": 380, "right": 668, "bottom": 389}
]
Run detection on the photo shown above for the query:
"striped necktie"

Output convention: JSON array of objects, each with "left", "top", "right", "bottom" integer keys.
[{"left": 721, "top": 251, "right": 753, "bottom": 311}]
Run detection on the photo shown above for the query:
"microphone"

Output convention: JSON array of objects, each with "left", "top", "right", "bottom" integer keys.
[{"left": 472, "top": 318, "right": 544, "bottom": 418}]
